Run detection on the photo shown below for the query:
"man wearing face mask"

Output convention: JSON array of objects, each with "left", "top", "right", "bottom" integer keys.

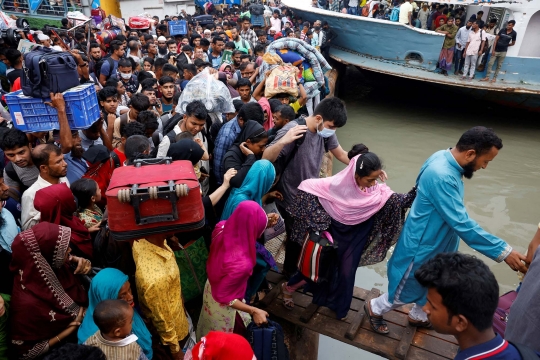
[
  {"left": 262, "top": 97, "right": 351, "bottom": 275},
  {"left": 116, "top": 58, "right": 139, "bottom": 97}
]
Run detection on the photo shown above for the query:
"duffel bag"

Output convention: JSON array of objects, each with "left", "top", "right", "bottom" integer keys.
[
  {"left": 297, "top": 230, "right": 338, "bottom": 284},
  {"left": 105, "top": 158, "right": 205, "bottom": 241},
  {"left": 247, "top": 319, "right": 290, "bottom": 360},
  {"left": 21, "top": 47, "right": 80, "bottom": 98}
]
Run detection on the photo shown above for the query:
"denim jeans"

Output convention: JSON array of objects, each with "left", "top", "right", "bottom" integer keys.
[
  {"left": 453, "top": 49, "right": 465, "bottom": 73},
  {"left": 348, "top": 6, "right": 358, "bottom": 15}
]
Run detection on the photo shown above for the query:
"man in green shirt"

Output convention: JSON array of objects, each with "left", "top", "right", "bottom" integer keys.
[{"left": 436, "top": 17, "right": 459, "bottom": 76}]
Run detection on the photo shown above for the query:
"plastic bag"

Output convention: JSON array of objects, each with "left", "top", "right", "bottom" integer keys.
[{"left": 176, "top": 68, "right": 235, "bottom": 114}]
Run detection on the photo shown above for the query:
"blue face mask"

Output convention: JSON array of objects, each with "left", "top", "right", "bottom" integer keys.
[
  {"left": 317, "top": 124, "right": 336, "bottom": 138},
  {"left": 0, "top": 61, "right": 7, "bottom": 76}
]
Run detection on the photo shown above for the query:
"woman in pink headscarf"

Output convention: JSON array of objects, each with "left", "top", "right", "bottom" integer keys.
[
  {"left": 196, "top": 201, "right": 270, "bottom": 340},
  {"left": 281, "top": 145, "right": 417, "bottom": 320},
  {"left": 258, "top": 97, "right": 273, "bottom": 131}
]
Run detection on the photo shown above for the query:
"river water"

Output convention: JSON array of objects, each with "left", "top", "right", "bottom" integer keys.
[{"left": 318, "top": 67, "right": 540, "bottom": 359}]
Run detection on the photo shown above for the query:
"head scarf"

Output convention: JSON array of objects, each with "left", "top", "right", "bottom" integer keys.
[
  {"left": 234, "top": 120, "right": 265, "bottom": 145},
  {"left": 77, "top": 268, "right": 153, "bottom": 359},
  {"left": 219, "top": 63, "right": 232, "bottom": 73},
  {"left": 298, "top": 155, "right": 394, "bottom": 225},
  {"left": 167, "top": 139, "right": 205, "bottom": 164},
  {"left": 185, "top": 331, "right": 255, "bottom": 360},
  {"left": 221, "top": 160, "right": 275, "bottom": 221},
  {"left": 258, "top": 97, "right": 273, "bottom": 131},
  {"left": 207, "top": 201, "right": 267, "bottom": 304},
  {"left": 34, "top": 183, "right": 92, "bottom": 259},
  {"left": 9, "top": 223, "right": 87, "bottom": 344}
]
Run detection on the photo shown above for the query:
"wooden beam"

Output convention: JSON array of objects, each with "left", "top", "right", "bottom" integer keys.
[
  {"left": 395, "top": 323, "right": 417, "bottom": 359},
  {"left": 345, "top": 287, "right": 380, "bottom": 340},
  {"left": 300, "top": 303, "right": 320, "bottom": 323}
]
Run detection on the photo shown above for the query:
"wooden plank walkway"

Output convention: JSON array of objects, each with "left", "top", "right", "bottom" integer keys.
[{"left": 261, "top": 270, "right": 459, "bottom": 360}]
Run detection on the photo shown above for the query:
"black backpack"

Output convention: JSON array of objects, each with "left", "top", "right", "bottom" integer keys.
[
  {"left": 247, "top": 319, "right": 290, "bottom": 360},
  {"left": 94, "top": 56, "right": 114, "bottom": 81}
]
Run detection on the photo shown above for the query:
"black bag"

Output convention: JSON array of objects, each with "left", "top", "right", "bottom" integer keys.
[
  {"left": 94, "top": 57, "right": 114, "bottom": 81},
  {"left": 21, "top": 47, "right": 80, "bottom": 98},
  {"left": 247, "top": 319, "right": 290, "bottom": 360}
]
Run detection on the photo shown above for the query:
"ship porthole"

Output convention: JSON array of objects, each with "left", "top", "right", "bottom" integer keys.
[{"left": 405, "top": 52, "right": 424, "bottom": 64}]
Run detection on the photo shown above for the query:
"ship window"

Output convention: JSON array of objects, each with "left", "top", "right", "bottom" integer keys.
[{"left": 405, "top": 52, "right": 423, "bottom": 63}]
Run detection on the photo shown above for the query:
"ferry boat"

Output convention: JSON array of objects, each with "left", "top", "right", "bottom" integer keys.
[{"left": 282, "top": 0, "right": 540, "bottom": 111}]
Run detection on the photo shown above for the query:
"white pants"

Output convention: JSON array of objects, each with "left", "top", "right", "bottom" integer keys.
[
  {"left": 306, "top": 93, "right": 321, "bottom": 116},
  {"left": 463, "top": 54, "right": 478, "bottom": 79},
  {"left": 370, "top": 263, "right": 428, "bottom": 322}
]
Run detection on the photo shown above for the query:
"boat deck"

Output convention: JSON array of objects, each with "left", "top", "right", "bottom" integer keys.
[
  {"left": 261, "top": 270, "right": 459, "bottom": 360},
  {"left": 330, "top": 47, "right": 540, "bottom": 95}
]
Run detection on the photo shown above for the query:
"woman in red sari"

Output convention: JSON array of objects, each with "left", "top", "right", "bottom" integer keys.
[
  {"left": 34, "top": 183, "right": 93, "bottom": 259},
  {"left": 9, "top": 222, "right": 91, "bottom": 359}
]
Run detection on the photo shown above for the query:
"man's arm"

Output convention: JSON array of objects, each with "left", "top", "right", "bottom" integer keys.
[
  {"left": 330, "top": 145, "right": 349, "bottom": 165},
  {"left": 252, "top": 75, "right": 266, "bottom": 101},
  {"left": 297, "top": 83, "right": 308, "bottom": 107},
  {"left": 99, "top": 120, "right": 113, "bottom": 151},
  {"left": 46, "top": 93, "right": 72, "bottom": 154},
  {"left": 262, "top": 125, "right": 307, "bottom": 162},
  {"left": 491, "top": 35, "right": 500, "bottom": 54}
]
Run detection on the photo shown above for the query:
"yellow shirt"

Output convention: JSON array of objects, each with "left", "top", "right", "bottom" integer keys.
[
  {"left": 290, "top": 100, "right": 302, "bottom": 114},
  {"left": 133, "top": 239, "right": 188, "bottom": 353}
]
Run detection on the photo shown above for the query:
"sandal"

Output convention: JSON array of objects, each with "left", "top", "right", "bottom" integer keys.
[
  {"left": 281, "top": 283, "right": 294, "bottom": 310},
  {"left": 408, "top": 317, "right": 433, "bottom": 329},
  {"left": 364, "top": 301, "right": 389, "bottom": 335}
]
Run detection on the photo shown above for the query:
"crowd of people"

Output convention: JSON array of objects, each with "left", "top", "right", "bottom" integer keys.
[{"left": 0, "top": 1, "right": 538, "bottom": 360}]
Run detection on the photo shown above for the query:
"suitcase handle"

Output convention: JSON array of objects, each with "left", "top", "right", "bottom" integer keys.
[
  {"left": 133, "top": 157, "right": 172, "bottom": 167},
  {"left": 117, "top": 181, "right": 189, "bottom": 225}
]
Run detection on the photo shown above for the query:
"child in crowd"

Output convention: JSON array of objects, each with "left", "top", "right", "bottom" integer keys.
[
  {"left": 84, "top": 299, "right": 148, "bottom": 360},
  {"left": 71, "top": 178, "right": 103, "bottom": 232}
]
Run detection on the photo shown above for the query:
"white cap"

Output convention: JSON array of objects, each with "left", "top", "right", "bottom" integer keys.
[
  {"left": 37, "top": 33, "right": 50, "bottom": 41},
  {"left": 157, "top": 36, "right": 166, "bottom": 42},
  {"left": 204, "top": 29, "right": 211, "bottom": 34}
]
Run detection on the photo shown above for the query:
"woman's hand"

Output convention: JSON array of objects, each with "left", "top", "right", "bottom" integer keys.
[
  {"left": 223, "top": 168, "right": 237, "bottom": 188},
  {"left": 267, "top": 213, "right": 279, "bottom": 228},
  {"left": 379, "top": 170, "right": 388, "bottom": 182},
  {"left": 252, "top": 308, "right": 269, "bottom": 326},
  {"left": 70, "top": 255, "right": 92, "bottom": 275},
  {"left": 239, "top": 142, "right": 254, "bottom": 156},
  {"left": 87, "top": 222, "right": 101, "bottom": 233},
  {"left": 266, "top": 190, "right": 283, "bottom": 201}
]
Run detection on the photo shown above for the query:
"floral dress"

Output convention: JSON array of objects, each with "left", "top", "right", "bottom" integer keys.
[
  {"left": 196, "top": 280, "right": 251, "bottom": 341},
  {"left": 78, "top": 205, "right": 103, "bottom": 229}
]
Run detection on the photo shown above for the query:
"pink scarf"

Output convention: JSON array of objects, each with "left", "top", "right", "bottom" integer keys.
[
  {"left": 258, "top": 97, "right": 273, "bottom": 131},
  {"left": 207, "top": 201, "right": 268, "bottom": 304},
  {"left": 298, "top": 155, "right": 394, "bottom": 225}
]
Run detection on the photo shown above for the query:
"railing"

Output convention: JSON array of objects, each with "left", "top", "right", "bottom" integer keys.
[{"left": 1, "top": 0, "right": 83, "bottom": 18}]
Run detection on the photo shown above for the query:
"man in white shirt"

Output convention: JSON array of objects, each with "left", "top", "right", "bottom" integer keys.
[
  {"left": 454, "top": 19, "right": 472, "bottom": 75},
  {"left": 269, "top": 10, "right": 282, "bottom": 33},
  {"left": 21, "top": 144, "right": 69, "bottom": 230},
  {"left": 462, "top": 20, "right": 486, "bottom": 80},
  {"left": 399, "top": 0, "right": 413, "bottom": 25}
]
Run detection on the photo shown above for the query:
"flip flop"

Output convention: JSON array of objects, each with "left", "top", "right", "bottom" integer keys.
[
  {"left": 408, "top": 317, "right": 433, "bottom": 329},
  {"left": 364, "top": 301, "right": 389, "bottom": 335},
  {"left": 281, "top": 283, "right": 294, "bottom": 311}
]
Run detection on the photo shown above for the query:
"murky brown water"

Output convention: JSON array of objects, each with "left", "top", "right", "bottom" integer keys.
[{"left": 319, "top": 67, "right": 540, "bottom": 359}]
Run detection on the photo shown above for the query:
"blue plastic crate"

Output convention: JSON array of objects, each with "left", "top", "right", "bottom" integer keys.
[{"left": 5, "top": 83, "right": 101, "bottom": 133}]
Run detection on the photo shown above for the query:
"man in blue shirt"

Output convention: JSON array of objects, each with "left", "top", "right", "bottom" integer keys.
[
  {"left": 212, "top": 102, "right": 264, "bottom": 184},
  {"left": 415, "top": 252, "right": 538, "bottom": 360},
  {"left": 208, "top": 37, "right": 225, "bottom": 69},
  {"left": 98, "top": 40, "right": 125, "bottom": 86}
]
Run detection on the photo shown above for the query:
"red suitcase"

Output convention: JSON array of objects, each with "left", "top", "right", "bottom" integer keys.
[{"left": 106, "top": 158, "right": 205, "bottom": 241}]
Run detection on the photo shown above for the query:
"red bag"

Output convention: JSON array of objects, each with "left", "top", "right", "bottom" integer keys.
[
  {"left": 128, "top": 16, "right": 151, "bottom": 30},
  {"left": 492, "top": 290, "right": 517, "bottom": 337},
  {"left": 297, "top": 230, "right": 338, "bottom": 284},
  {"left": 105, "top": 158, "right": 204, "bottom": 241}
]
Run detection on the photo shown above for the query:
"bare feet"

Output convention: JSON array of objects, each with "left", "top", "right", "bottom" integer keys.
[{"left": 480, "top": 77, "right": 490, "bottom": 82}]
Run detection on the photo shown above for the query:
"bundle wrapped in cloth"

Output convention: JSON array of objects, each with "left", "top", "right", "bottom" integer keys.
[
  {"left": 257, "top": 38, "right": 332, "bottom": 99},
  {"left": 175, "top": 68, "right": 235, "bottom": 114}
]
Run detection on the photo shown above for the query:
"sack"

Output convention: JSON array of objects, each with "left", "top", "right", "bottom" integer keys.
[
  {"left": 492, "top": 290, "right": 517, "bottom": 337},
  {"left": 263, "top": 202, "right": 285, "bottom": 242},
  {"left": 21, "top": 47, "right": 80, "bottom": 99},
  {"left": 247, "top": 319, "right": 290, "bottom": 360},
  {"left": 173, "top": 237, "right": 208, "bottom": 303},
  {"left": 265, "top": 65, "right": 299, "bottom": 99},
  {"left": 105, "top": 158, "right": 205, "bottom": 241},
  {"left": 297, "top": 230, "right": 338, "bottom": 283},
  {"left": 390, "top": 7, "right": 400, "bottom": 22}
]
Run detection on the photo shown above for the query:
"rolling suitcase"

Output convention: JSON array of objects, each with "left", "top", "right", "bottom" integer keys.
[{"left": 106, "top": 158, "right": 205, "bottom": 241}]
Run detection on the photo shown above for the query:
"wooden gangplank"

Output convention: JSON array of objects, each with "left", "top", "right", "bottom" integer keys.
[{"left": 261, "top": 270, "right": 459, "bottom": 360}]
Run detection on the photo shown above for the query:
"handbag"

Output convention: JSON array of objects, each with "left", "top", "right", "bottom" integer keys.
[
  {"left": 174, "top": 237, "right": 208, "bottom": 303},
  {"left": 22, "top": 47, "right": 80, "bottom": 99},
  {"left": 297, "top": 230, "right": 338, "bottom": 284},
  {"left": 492, "top": 290, "right": 517, "bottom": 337},
  {"left": 247, "top": 319, "right": 290, "bottom": 360},
  {"left": 263, "top": 202, "right": 285, "bottom": 243}
]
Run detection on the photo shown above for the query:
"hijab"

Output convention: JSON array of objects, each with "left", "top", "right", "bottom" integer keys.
[
  {"left": 298, "top": 154, "right": 394, "bottom": 226},
  {"left": 234, "top": 120, "right": 265, "bottom": 145},
  {"left": 221, "top": 159, "right": 275, "bottom": 221},
  {"left": 167, "top": 139, "right": 205, "bottom": 164},
  {"left": 186, "top": 331, "right": 255, "bottom": 360},
  {"left": 207, "top": 201, "right": 267, "bottom": 304},
  {"left": 258, "top": 97, "right": 273, "bottom": 131},
  {"left": 77, "top": 268, "right": 153, "bottom": 359},
  {"left": 9, "top": 223, "right": 88, "bottom": 342},
  {"left": 34, "top": 183, "right": 93, "bottom": 259}
]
